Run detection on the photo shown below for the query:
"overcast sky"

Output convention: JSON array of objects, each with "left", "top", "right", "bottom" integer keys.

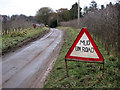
[{"left": 0, "top": 0, "right": 118, "bottom": 16}]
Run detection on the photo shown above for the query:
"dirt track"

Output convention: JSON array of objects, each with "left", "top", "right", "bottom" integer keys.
[{"left": 2, "top": 28, "right": 63, "bottom": 88}]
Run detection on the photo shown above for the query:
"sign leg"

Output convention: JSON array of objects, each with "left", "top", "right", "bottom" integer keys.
[
  {"left": 102, "top": 62, "right": 104, "bottom": 76},
  {"left": 65, "top": 60, "right": 68, "bottom": 77}
]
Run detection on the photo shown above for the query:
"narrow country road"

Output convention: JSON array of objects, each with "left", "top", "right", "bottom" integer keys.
[{"left": 2, "top": 28, "right": 63, "bottom": 88}]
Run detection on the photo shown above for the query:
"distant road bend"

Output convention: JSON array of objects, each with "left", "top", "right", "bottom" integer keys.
[{"left": 2, "top": 28, "right": 63, "bottom": 88}]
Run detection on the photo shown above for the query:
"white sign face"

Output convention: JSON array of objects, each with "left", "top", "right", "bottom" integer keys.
[{"left": 70, "top": 33, "right": 99, "bottom": 58}]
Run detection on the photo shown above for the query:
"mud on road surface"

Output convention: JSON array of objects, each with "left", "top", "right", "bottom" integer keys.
[{"left": 2, "top": 28, "right": 63, "bottom": 88}]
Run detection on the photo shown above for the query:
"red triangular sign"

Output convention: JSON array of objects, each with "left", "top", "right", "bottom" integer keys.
[{"left": 65, "top": 28, "right": 104, "bottom": 63}]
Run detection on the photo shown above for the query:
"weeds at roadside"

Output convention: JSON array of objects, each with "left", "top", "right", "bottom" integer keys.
[{"left": 2, "top": 27, "right": 48, "bottom": 54}]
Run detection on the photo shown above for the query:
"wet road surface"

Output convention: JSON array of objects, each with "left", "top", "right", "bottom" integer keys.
[{"left": 2, "top": 28, "right": 63, "bottom": 88}]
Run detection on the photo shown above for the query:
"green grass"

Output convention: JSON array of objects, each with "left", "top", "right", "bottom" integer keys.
[
  {"left": 44, "top": 27, "right": 119, "bottom": 88},
  {"left": 2, "top": 27, "right": 48, "bottom": 53}
]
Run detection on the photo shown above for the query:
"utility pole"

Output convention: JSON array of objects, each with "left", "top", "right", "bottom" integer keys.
[{"left": 78, "top": 0, "right": 80, "bottom": 25}]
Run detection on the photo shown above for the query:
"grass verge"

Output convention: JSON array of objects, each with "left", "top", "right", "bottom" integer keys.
[
  {"left": 44, "top": 27, "right": 119, "bottom": 88},
  {"left": 2, "top": 27, "right": 49, "bottom": 54}
]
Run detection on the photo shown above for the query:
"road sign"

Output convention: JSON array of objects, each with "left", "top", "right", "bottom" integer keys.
[{"left": 65, "top": 28, "right": 104, "bottom": 63}]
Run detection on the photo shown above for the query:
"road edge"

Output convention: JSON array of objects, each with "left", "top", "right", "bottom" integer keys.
[
  {"left": 2, "top": 29, "right": 50, "bottom": 56},
  {"left": 30, "top": 29, "right": 64, "bottom": 88}
]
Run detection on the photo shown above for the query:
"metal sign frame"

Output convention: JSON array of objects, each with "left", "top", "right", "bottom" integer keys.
[{"left": 65, "top": 28, "right": 104, "bottom": 77}]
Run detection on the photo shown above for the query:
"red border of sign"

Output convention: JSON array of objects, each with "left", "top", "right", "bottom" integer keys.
[{"left": 65, "top": 28, "right": 104, "bottom": 62}]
